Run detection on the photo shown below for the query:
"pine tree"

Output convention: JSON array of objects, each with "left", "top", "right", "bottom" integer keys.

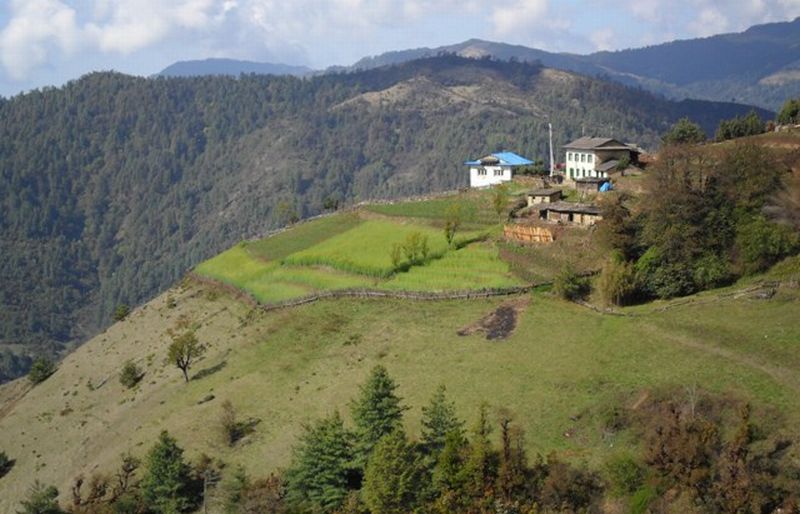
[
  {"left": 421, "top": 385, "right": 464, "bottom": 458},
  {"left": 350, "top": 366, "right": 407, "bottom": 468},
  {"left": 432, "top": 430, "right": 469, "bottom": 498},
  {"left": 140, "top": 430, "right": 195, "bottom": 513},
  {"left": 496, "top": 411, "right": 528, "bottom": 504},
  {"left": 17, "top": 481, "right": 64, "bottom": 514},
  {"left": 462, "top": 403, "right": 498, "bottom": 508},
  {"left": 285, "top": 411, "right": 354, "bottom": 512},
  {"left": 362, "top": 429, "right": 423, "bottom": 514}
]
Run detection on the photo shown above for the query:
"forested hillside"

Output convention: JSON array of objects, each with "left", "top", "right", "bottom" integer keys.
[{"left": 0, "top": 56, "right": 772, "bottom": 382}]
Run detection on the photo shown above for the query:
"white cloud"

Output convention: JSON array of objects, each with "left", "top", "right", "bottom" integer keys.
[
  {"left": 590, "top": 28, "right": 615, "bottom": 51},
  {"left": 0, "top": 0, "right": 80, "bottom": 80},
  {"left": 689, "top": 6, "right": 730, "bottom": 36},
  {"left": 491, "top": 0, "right": 549, "bottom": 34}
]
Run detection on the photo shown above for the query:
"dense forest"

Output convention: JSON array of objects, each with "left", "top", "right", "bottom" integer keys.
[{"left": 0, "top": 55, "right": 774, "bottom": 382}]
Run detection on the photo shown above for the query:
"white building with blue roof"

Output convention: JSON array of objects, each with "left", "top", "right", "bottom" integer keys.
[{"left": 464, "top": 151, "right": 533, "bottom": 188}]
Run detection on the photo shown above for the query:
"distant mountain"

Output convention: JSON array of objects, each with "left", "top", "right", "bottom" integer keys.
[
  {"left": 156, "top": 58, "right": 312, "bottom": 77},
  {"left": 347, "top": 18, "right": 800, "bottom": 110}
]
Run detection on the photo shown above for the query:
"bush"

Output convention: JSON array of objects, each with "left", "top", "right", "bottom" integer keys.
[
  {"left": 0, "top": 450, "right": 14, "bottom": 478},
  {"left": 634, "top": 248, "right": 694, "bottom": 299},
  {"left": 735, "top": 216, "right": 799, "bottom": 274},
  {"left": 553, "top": 267, "right": 590, "bottom": 301},
  {"left": 119, "top": 361, "right": 143, "bottom": 389},
  {"left": 28, "top": 357, "right": 55, "bottom": 384},
  {"left": 605, "top": 454, "right": 644, "bottom": 497},
  {"left": 597, "top": 255, "right": 639, "bottom": 306},
  {"left": 692, "top": 254, "right": 731, "bottom": 290},
  {"left": 113, "top": 304, "right": 131, "bottom": 322}
]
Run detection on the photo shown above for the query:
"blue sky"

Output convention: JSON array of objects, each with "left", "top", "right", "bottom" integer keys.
[{"left": 0, "top": 0, "right": 799, "bottom": 97}]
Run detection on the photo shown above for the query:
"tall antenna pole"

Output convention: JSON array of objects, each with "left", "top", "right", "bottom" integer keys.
[{"left": 548, "top": 123, "right": 555, "bottom": 177}]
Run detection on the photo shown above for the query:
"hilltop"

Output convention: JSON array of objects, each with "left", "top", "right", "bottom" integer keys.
[
  {"left": 349, "top": 18, "right": 800, "bottom": 110},
  {"left": 0, "top": 55, "right": 772, "bottom": 384}
]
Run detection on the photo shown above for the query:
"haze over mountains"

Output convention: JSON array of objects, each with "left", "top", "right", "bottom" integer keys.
[{"left": 158, "top": 18, "right": 800, "bottom": 111}]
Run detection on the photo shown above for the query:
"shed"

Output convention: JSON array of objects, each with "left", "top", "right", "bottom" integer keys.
[
  {"left": 537, "top": 202, "right": 602, "bottom": 226},
  {"left": 575, "top": 177, "right": 608, "bottom": 194},
  {"left": 527, "top": 188, "right": 562, "bottom": 206}
]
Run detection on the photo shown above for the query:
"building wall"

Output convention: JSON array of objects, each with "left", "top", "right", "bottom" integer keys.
[
  {"left": 527, "top": 192, "right": 560, "bottom": 206},
  {"left": 564, "top": 150, "right": 599, "bottom": 180},
  {"left": 470, "top": 165, "right": 512, "bottom": 188}
]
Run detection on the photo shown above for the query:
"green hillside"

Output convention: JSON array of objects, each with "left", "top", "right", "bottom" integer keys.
[
  {"left": 0, "top": 257, "right": 798, "bottom": 512},
  {"left": 0, "top": 56, "right": 777, "bottom": 384}
]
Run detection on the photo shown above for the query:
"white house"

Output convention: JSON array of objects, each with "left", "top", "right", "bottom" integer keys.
[
  {"left": 464, "top": 151, "right": 534, "bottom": 188},
  {"left": 563, "top": 137, "right": 640, "bottom": 180}
]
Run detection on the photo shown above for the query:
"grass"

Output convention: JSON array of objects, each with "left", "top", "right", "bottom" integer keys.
[
  {"left": 365, "top": 194, "right": 501, "bottom": 228},
  {"left": 283, "top": 219, "right": 461, "bottom": 278},
  {"left": 245, "top": 212, "right": 363, "bottom": 262},
  {"left": 384, "top": 242, "right": 524, "bottom": 291},
  {"left": 2, "top": 277, "right": 799, "bottom": 512}
]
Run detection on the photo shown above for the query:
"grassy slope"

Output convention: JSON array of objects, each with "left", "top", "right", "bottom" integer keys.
[{"left": 1, "top": 271, "right": 799, "bottom": 510}]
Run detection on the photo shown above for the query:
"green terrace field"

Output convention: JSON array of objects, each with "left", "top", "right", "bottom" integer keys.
[{"left": 193, "top": 205, "right": 524, "bottom": 304}]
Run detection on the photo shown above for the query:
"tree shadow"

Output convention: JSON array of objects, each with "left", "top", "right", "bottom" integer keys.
[
  {"left": 0, "top": 458, "right": 16, "bottom": 479},
  {"left": 192, "top": 360, "right": 227, "bottom": 381}
]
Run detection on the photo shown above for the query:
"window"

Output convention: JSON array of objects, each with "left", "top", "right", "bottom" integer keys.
[
  {"left": 567, "top": 152, "right": 572, "bottom": 161},
  {"left": 569, "top": 168, "right": 574, "bottom": 178},
  {"left": 494, "top": 168, "right": 502, "bottom": 176},
  {"left": 580, "top": 153, "right": 585, "bottom": 163},
  {"left": 588, "top": 154, "right": 593, "bottom": 163}
]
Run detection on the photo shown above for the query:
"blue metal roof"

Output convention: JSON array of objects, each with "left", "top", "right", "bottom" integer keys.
[{"left": 464, "top": 151, "right": 534, "bottom": 166}]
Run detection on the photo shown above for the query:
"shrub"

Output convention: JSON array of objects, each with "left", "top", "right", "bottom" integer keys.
[
  {"left": 692, "top": 254, "right": 731, "bottom": 290},
  {"left": 28, "top": 357, "right": 55, "bottom": 384},
  {"left": 552, "top": 267, "right": 590, "bottom": 301},
  {"left": 777, "top": 97, "right": 800, "bottom": 125},
  {"left": 597, "top": 255, "right": 639, "bottom": 306},
  {"left": 17, "top": 481, "right": 64, "bottom": 514},
  {"left": 0, "top": 450, "right": 13, "bottom": 478},
  {"left": 735, "top": 216, "right": 799, "bottom": 274},
  {"left": 634, "top": 248, "right": 694, "bottom": 299},
  {"left": 119, "top": 361, "right": 143, "bottom": 389},
  {"left": 605, "top": 454, "right": 644, "bottom": 497},
  {"left": 113, "top": 304, "right": 131, "bottom": 322}
]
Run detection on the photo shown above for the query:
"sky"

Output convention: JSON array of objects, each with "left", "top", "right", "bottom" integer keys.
[{"left": 0, "top": 0, "right": 799, "bottom": 98}]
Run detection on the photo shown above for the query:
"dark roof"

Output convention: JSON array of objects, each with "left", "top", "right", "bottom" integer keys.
[
  {"left": 529, "top": 188, "right": 561, "bottom": 196},
  {"left": 575, "top": 177, "right": 608, "bottom": 184},
  {"left": 563, "top": 137, "right": 638, "bottom": 152},
  {"left": 596, "top": 159, "right": 620, "bottom": 172},
  {"left": 539, "top": 202, "right": 601, "bottom": 215}
]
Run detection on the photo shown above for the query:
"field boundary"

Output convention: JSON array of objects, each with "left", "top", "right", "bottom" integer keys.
[{"left": 188, "top": 272, "right": 549, "bottom": 312}]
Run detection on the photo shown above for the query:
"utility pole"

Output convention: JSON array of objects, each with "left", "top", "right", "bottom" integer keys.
[{"left": 548, "top": 123, "right": 555, "bottom": 177}]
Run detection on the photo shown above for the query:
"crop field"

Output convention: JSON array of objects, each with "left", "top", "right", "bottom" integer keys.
[
  {"left": 365, "top": 194, "right": 501, "bottom": 227},
  {"left": 245, "top": 212, "right": 363, "bottom": 261},
  {"left": 282, "top": 219, "right": 457, "bottom": 277},
  {"left": 385, "top": 242, "right": 524, "bottom": 291}
]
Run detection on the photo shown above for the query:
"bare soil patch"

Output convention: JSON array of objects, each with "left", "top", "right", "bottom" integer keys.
[{"left": 458, "top": 299, "right": 528, "bottom": 340}]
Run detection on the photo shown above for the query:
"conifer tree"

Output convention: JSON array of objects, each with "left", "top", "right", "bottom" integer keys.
[
  {"left": 140, "top": 430, "right": 195, "bottom": 513},
  {"left": 362, "top": 429, "right": 423, "bottom": 514},
  {"left": 432, "top": 430, "right": 469, "bottom": 499},
  {"left": 462, "top": 403, "right": 499, "bottom": 508},
  {"left": 497, "top": 411, "right": 528, "bottom": 504},
  {"left": 286, "top": 411, "right": 354, "bottom": 512},
  {"left": 350, "top": 366, "right": 407, "bottom": 468},
  {"left": 421, "top": 385, "right": 464, "bottom": 458},
  {"left": 17, "top": 481, "right": 64, "bottom": 514}
]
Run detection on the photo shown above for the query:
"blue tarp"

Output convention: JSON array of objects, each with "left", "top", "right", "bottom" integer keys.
[
  {"left": 464, "top": 151, "right": 534, "bottom": 166},
  {"left": 599, "top": 181, "right": 613, "bottom": 192}
]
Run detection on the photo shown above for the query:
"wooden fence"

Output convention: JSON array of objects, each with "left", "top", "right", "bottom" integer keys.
[{"left": 188, "top": 273, "right": 551, "bottom": 313}]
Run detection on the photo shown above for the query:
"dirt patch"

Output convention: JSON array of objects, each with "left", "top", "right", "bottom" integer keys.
[{"left": 458, "top": 299, "right": 527, "bottom": 340}]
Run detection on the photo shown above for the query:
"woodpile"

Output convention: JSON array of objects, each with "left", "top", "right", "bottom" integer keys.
[{"left": 503, "top": 224, "right": 556, "bottom": 243}]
